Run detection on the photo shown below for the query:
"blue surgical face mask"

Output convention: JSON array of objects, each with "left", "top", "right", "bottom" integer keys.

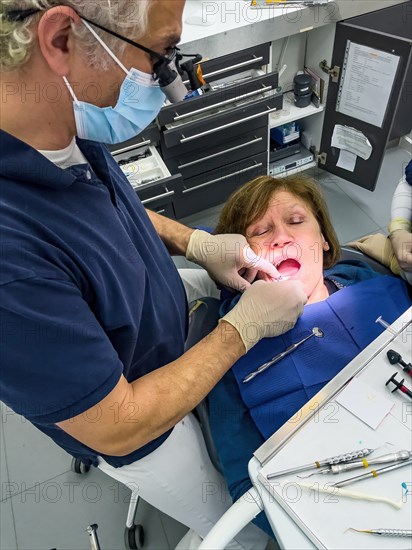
[{"left": 63, "top": 20, "right": 165, "bottom": 144}]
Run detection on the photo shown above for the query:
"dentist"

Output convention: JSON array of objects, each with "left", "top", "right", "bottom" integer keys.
[{"left": 0, "top": 1, "right": 306, "bottom": 547}]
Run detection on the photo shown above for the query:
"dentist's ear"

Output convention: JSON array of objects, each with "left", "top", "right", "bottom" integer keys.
[{"left": 37, "top": 6, "right": 81, "bottom": 77}]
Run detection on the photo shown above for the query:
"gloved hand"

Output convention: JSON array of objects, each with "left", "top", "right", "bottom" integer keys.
[
  {"left": 389, "top": 229, "right": 412, "bottom": 272},
  {"left": 186, "top": 230, "right": 281, "bottom": 292},
  {"left": 221, "top": 280, "right": 307, "bottom": 352}
]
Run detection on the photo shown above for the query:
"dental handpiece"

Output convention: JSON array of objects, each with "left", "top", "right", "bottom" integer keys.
[{"left": 321, "top": 450, "right": 411, "bottom": 475}]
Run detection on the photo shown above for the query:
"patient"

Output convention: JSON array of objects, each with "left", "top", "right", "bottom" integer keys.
[{"left": 207, "top": 175, "right": 411, "bottom": 538}]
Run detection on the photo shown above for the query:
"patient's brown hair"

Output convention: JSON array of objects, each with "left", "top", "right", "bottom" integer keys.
[{"left": 215, "top": 175, "right": 340, "bottom": 269}]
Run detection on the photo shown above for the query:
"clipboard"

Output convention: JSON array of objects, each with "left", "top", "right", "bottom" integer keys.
[{"left": 318, "top": 2, "right": 412, "bottom": 191}]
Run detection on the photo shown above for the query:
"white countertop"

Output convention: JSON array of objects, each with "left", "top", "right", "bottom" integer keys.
[{"left": 180, "top": 0, "right": 407, "bottom": 58}]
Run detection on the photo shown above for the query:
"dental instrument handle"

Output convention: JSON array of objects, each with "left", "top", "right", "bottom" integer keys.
[
  {"left": 243, "top": 331, "right": 317, "bottom": 383},
  {"left": 330, "top": 450, "right": 411, "bottom": 474},
  {"left": 350, "top": 528, "right": 412, "bottom": 537},
  {"left": 266, "top": 448, "right": 375, "bottom": 480},
  {"left": 333, "top": 458, "right": 412, "bottom": 487}
]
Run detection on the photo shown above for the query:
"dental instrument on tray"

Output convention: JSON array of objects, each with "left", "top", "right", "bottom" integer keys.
[
  {"left": 332, "top": 457, "right": 412, "bottom": 488},
  {"left": 298, "top": 450, "right": 412, "bottom": 477},
  {"left": 375, "top": 315, "right": 397, "bottom": 335},
  {"left": 348, "top": 528, "right": 412, "bottom": 537},
  {"left": 385, "top": 373, "right": 412, "bottom": 399},
  {"left": 266, "top": 447, "right": 375, "bottom": 480},
  {"left": 387, "top": 349, "right": 412, "bottom": 376},
  {"left": 281, "top": 480, "right": 403, "bottom": 509},
  {"left": 242, "top": 327, "right": 324, "bottom": 383}
]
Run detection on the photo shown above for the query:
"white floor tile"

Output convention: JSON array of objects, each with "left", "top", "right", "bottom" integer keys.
[
  {"left": 158, "top": 510, "right": 189, "bottom": 549},
  {"left": 10, "top": 466, "right": 170, "bottom": 550},
  {"left": 1, "top": 403, "right": 70, "bottom": 496},
  {"left": 317, "top": 179, "right": 381, "bottom": 243},
  {"left": 0, "top": 428, "right": 17, "bottom": 550},
  {"left": 324, "top": 147, "right": 411, "bottom": 228},
  {"left": 0, "top": 495, "right": 16, "bottom": 550}
]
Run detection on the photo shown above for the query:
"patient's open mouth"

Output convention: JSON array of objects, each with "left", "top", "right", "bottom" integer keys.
[{"left": 275, "top": 259, "right": 301, "bottom": 278}]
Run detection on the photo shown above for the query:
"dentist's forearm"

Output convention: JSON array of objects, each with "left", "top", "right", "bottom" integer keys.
[
  {"left": 57, "top": 321, "right": 245, "bottom": 456},
  {"left": 146, "top": 209, "right": 194, "bottom": 255}
]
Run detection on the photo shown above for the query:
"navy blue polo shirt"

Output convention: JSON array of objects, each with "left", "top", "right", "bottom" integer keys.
[{"left": 0, "top": 130, "right": 188, "bottom": 467}]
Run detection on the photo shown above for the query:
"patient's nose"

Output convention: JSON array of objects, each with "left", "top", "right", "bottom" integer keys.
[{"left": 268, "top": 225, "right": 293, "bottom": 248}]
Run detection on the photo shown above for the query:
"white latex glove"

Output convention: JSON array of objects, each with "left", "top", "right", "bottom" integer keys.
[
  {"left": 221, "top": 280, "right": 307, "bottom": 352},
  {"left": 186, "top": 230, "right": 281, "bottom": 292},
  {"left": 390, "top": 229, "right": 412, "bottom": 272}
]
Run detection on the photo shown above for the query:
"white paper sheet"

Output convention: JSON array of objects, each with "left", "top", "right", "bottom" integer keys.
[
  {"left": 336, "top": 377, "right": 394, "bottom": 429},
  {"left": 336, "top": 42, "right": 400, "bottom": 128},
  {"left": 337, "top": 149, "right": 357, "bottom": 171},
  {"left": 331, "top": 125, "right": 372, "bottom": 160}
]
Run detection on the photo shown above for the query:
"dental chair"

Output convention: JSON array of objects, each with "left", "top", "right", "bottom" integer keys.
[{"left": 71, "top": 245, "right": 397, "bottom": 550}]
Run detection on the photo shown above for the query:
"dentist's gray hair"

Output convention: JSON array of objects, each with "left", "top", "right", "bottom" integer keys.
[{"left": 1, "top": 1, "right": 151, "bottom": 72}]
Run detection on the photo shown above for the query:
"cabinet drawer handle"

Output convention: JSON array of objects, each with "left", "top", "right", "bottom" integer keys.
[
  {"left": 202, "top": 56, "right": 264, "bottom": 80},
  {"left": 173, "top": 86, "right": 272, "bottom": 121},
  {"left": 141, "top": 189, "right": 175, "bottom": 205},
  {"left": 178, "top": 137, "right": 263, "bottom": 169},
  {"left": 182, "top": 163, "right": 263, "bottom": 194},
  {"left": 112, "top": 139, "right": 151, "bottom": 156},
  {"left": 180, "top": 106, "right": 278, "bottom": 144}
]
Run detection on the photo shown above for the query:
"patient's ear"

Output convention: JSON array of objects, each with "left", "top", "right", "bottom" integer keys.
[{"left": 321, "top": 235, "right": 330, "bottom": 251}]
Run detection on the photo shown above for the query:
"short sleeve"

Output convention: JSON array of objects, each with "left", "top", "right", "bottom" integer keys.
[{"left": 0, "top": 277, "right": 123, "bottom": 423}]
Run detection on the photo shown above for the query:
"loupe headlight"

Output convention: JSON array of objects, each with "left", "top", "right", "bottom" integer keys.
[{"left": 153, "top": 57, "right": 188, "bottom": 104}]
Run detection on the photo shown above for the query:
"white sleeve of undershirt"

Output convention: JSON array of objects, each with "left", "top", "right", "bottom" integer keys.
[{"left": 391, "top": 176, "right": 412, "bottom": 222}]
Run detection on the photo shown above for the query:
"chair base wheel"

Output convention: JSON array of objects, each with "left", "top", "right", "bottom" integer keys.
[
  {"left": 124, "top": 525, "right": 144, "bottom": 550},
  {"left": 71, "top": 457, "right": 90, "bottom": 475}
]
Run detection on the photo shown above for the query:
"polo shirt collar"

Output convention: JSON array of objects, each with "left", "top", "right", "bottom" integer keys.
[
  {"left": 0, "top": 130, "right": 76, "bottom": 189},
  {"left": 0, "top": 130, "right": 117, "bottom": 195}
]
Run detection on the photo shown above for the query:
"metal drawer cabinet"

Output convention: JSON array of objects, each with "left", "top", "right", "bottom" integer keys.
[
  {"left": 135, "top": 174, "right": 183, "bottom": 219},
  {"left": 164, "top": 125, "right": 268, "bottom": 180},
  {"left": 173, "top": 152, "right": 267, "bottom": 219},
  {"left": 158, "top": 72, "right": 279, "bottom": 128},
  {"left": 160, "top": 89, "right": 282, "bottom": 150},
  {"left": 109, "top": 123, "right": 160, "bottom": 156}
]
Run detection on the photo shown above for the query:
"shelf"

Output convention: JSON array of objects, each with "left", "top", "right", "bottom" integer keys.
[
  {"left": 270, "top": 160, "right": 317, "bottom": 178},
  {"left": 269, "top": 96, "right": 324, "bottom": 129}
]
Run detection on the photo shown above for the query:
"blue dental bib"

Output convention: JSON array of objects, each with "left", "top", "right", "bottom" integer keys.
[{"left": 231, "top": 276, "right": 410, "bottom": 439}]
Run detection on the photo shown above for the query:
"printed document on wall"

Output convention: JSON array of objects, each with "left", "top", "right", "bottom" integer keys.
[{"left": 336, "top": 41, "right": 400, "bottom": 128}]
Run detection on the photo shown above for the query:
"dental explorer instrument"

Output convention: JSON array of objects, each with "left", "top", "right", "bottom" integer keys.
[
  {"left": 266, "top": 447, "right": 375, "bottom": 480},
  {"left": 299, "top": 450, "right": 411, "bottom": 477},
  {"left": 332, "top": 457, "right": 412, "bottom": 488},
  {"left": 243, "top": 327, "right": 324, "bottom": 383},
  {"left": 348, "top": 528, "right": 412, "bottom": 537}
]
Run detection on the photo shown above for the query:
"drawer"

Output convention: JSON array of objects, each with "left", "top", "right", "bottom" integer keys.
[
  {"left": 136, "top": 174, "right": 183, "bottom": 219},
  {"left": 108, "top": 123, "right": 160, "bottom": 155},
  {"left": 165, "top": 126, "right": 268, "bottom": 180},
  {"left": 174, "top": 152, "right": 267, "bottom": 219},
  {"left": 158, "top": 72, "right": 279, "bottom": 127},
  {"left": 184, "top": 43, "right": 271, "bottom": 87},
  {"left": 161, "top": 91, "right": 283, "bottom": 150}
]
